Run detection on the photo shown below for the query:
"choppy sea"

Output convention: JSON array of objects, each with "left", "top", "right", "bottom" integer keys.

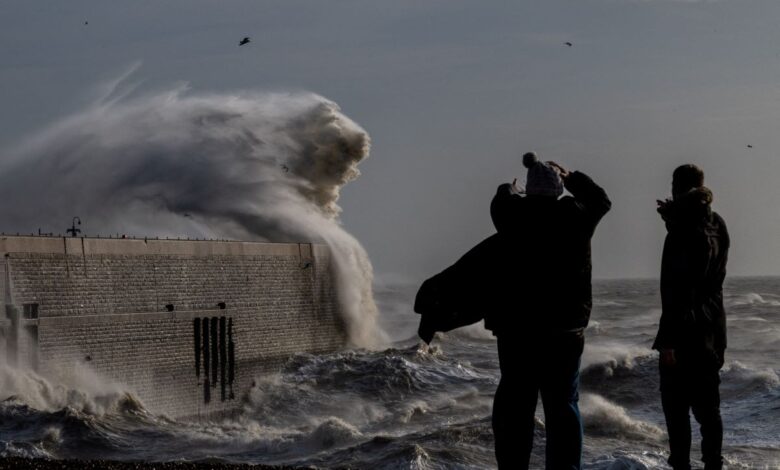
[{"left": 2, "top": 278, "right": 779, "bottom": 469}]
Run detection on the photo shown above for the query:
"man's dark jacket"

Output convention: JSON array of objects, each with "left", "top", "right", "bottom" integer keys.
[
  {"left": 414, "top": 233, "right": 505, "bottom": 343},
  {"left": 486, "top": 171, "right": 611, "bottom": 334},
  {"left": 415, "top": 171, "right": 610, "bottom": 343},
  {"left": 652, "top": 187, "right": 729, "bottom": 360}
]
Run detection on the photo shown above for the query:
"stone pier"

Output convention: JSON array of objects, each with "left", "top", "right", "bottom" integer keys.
[{"left": 0, "top": 236, "right": 346, "bottom": 419}]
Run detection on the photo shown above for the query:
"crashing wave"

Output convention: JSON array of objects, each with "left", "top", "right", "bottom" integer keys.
[
  {"left": 0, "top": 76, "right": 384, "bottom": 348},
  {"left": 580, "top": 393, "right": 664, "bottom": 441},
  {"left": 0, "top": 364, "right": 142, "bottom": 416}
]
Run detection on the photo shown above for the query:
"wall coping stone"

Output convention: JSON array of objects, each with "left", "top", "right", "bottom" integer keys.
[{"left": 0, "top": 236, "right": 329, "bottom": 258}]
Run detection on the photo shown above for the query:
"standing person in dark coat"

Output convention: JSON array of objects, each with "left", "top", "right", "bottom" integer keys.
[
  {"left": 654, "top": 164, "right": 729, "bottom": 470},
  {"left": 488, "top": 152, "right": 611, "bottom": 470}
]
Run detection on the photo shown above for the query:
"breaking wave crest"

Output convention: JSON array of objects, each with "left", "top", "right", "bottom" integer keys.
[
  {"left": 0, "top": 364, "right": 139, "bottom": 416},
  {"left": 0, "top": 76, "right": 384, "bottom": 347},
  {"left": 580, "top": 393, "right": 664, "bottom": 440},
  {"left": 721, "top": 361, "right": 780, "bottom": 398},
  {"left": 728, "top": 292, "right": 780, "bottom": 308}
]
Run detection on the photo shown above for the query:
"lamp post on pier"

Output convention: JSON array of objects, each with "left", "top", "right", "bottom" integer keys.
[{"left": 66, "top": 217, "right": 81, "bottom": 237}]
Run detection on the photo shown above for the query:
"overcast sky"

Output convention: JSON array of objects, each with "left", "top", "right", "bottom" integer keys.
[{"left": 2, "top": 0, "right": 780, "bottom": 281}]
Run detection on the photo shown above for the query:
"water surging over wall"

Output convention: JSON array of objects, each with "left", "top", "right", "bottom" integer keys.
[{"left": 0, "top": 78, "right": 384, "bottom": 348}]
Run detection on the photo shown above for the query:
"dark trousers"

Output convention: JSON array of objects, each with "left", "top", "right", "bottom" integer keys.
[
  {"left": 660, "top": 352, "right": 723, "bottom": 470},
  {"left": 493, "top": 331, "right": 584, "bottom": 470}
]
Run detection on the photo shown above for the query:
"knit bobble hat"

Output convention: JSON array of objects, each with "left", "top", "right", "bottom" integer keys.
[{"left": 522, "top": 152, "right": 564, "bottom": 198}]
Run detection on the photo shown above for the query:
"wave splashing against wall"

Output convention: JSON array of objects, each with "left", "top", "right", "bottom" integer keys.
[
  {"left": 0, "top": 80, "right": 384, "bottom": 348},
  {"left": 0, "top": 364, "right": 133, "bottom": 415}
]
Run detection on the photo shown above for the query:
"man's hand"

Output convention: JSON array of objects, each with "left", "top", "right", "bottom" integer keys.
[
  {"left": 660, "top": 349, "right": 677, "bottom": 367},
  {"left": 547, "top": 161, "right": 570, "bottom": 180}
]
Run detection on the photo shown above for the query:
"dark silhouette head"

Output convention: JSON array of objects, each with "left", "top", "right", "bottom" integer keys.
[{"left": 672, "top": 164, "right": 704, "bottom": 198}]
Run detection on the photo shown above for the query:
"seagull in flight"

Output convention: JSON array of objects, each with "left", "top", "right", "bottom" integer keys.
[{"left": 239, "top": 37, "right": 250, "bottom": 46}]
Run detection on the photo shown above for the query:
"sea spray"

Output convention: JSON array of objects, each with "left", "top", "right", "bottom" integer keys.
[
  {"left": 0, "top": 81, "right": 385, "bottom": 348},
  {"left": 579, "top": 393, "right": 664, "bottom": 440},
  {"left": 0, "top": 363, "right": 132, "bottom": 415}
]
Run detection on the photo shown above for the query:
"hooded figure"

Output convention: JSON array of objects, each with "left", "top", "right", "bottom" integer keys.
[{"left": 654, "top": 164, "right": 729, "bottom": 470}]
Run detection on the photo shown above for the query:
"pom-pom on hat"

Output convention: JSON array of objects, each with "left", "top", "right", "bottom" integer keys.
[
  {"left": 522, "top": 152, "right": 563, "bottom": 198},
  {"left": 522, "top": 151, "right": 539, "bottom": 169}
]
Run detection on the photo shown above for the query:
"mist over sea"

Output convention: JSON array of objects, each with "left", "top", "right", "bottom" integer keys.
[{"left": 1, "top": 277, "right": 778, "bottom": 469}]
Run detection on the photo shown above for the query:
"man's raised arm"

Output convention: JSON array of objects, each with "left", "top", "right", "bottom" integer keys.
[{"left": 562, "top": 170, "right": 612, "bottom": 229}]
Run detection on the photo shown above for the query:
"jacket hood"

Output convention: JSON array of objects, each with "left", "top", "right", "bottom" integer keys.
[{"left": 658, "top": 186, "right": 714, "bottom": 228}]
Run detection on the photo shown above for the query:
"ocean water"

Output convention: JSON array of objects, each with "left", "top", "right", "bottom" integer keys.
[{"left": 1, "top": 278, "right": 779, "bottom": 469}]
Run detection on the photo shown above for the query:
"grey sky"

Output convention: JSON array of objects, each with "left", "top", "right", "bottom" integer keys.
[{"left": 2, "top": 0, "right": 780, "bottom": 280}]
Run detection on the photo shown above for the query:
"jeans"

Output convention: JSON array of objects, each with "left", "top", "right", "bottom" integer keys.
[
  {"left": 493, "top": 331, "right": 584, "bottom": 470},
  {"left": 660, "top": 351, "right": 724, "bottom": 470}
]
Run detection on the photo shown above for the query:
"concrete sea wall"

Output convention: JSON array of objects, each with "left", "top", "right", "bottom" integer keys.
[{"left": 0, "top": 236, "right": 346, "bottom": 419}]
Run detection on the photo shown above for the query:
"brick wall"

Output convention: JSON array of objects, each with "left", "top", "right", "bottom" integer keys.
[{"left": 0, "top": 236, "right": 346, "bottom": 419}]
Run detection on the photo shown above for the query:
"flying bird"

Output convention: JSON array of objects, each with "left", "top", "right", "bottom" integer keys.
[
  {"left": 281, "top": 164, "right": 289, "bottom": 173},
  {"left": 239, "top": 37, "right": 250, "bottom": 46},
  {"left": 747, "top": 145, "right": 753, "bottom": 149},
  {"left": 565, "top": 42, "right": 573, "bottom": 47},
  {"left": 84, "top": 21, "right": 88, "bottom": 25}
]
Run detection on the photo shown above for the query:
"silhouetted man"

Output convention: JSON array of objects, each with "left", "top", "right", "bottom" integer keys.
[
  {"left": 654, "top": 164, "right": 729, "bottom": 470},
  {"left": 488, "top": 152, "right": 610, "bottom": 470}
]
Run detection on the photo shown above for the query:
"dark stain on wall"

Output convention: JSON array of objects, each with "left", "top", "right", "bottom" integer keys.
[
  {"left": 194, "top": 318, "right": 201, "bottom": 379},
  {"left": 195, "top": 315, "right": 236, "bottom": 404},
  {"left": 228, "top": 318, "right": 235, "bottom": 399},
  {"left": 210, "top": 317, "right": 218, "bottom": 386},
  {"left": 201, "top": 317, "right": 210, "bottom": 403},
  {"left": 219, "top": 316, "right": 227, "bottom": 401}
]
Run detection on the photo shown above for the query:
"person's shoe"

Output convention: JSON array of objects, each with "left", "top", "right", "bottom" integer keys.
[
  {"left": 703, "top": 455, "right": 724, "bottom": 470},
  {"left": 668, "top": 457, "right": 692, "bottom": 470}
]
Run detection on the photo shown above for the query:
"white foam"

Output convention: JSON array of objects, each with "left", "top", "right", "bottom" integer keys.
[
  {"left": 448, "top": 321, "right": 496, "bottom": 341},
  {"left": 582, "top": 343, "right": 654, "bottom": 371},
  {"left": 306, "top": 417, "right": 363, "bottom": 449},
  {"left": 721, "top": 361, "right": 780, "bottom": 390},
  {"left": 729, "top": 293, "right": 780, "bottom": 308},
  {"left": 580, "top": 393, "right": 664, "bottom": 440},
  {"left": 0, "top": 363, "right": 135, "bottom": 415},
  {"left": 586, "top": 451, "right": 671, "bottom": 470}
]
